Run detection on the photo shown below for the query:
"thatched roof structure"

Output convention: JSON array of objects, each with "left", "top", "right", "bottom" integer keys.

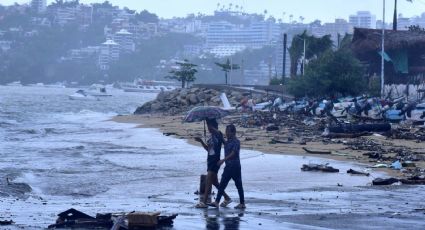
[
  {"left": 351, "top": 28, "right": 425, "bottom": 84},
  {"left": 351, "top": 28, "right": 425, "bottom": 55}
]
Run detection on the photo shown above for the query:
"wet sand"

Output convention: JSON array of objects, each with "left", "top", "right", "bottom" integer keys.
[{"left": 112, "top": 114, "right": 425, "bottom": 177}]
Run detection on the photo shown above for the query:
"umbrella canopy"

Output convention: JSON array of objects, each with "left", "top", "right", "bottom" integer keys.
[{"left": 183, "top": 106, "right": 230, "bottom": 123}]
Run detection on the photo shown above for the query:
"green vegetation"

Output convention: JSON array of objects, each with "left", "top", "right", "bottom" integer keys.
[
  {"left": 287, "top": 48, "right": 366, "bottom": 98},
  {"left": 288, "top": 31, "right": 333, "bottom": 77},
  {"left": 166, "top": 60, "right": 198, "bottom": 88}
]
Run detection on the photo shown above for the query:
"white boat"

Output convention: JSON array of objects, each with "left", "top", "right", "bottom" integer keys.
[
  {"left": 120, "top": 79, "right": 178, "bottom": 93},
  {"left": 44, "top": 82, "right": 66, "bottom": 88},
  {"left": 69, "top": 90, "right": 98, "bottom": 101},
  {"left": 27, "top": 83, "right": 45, "bottom": 87},
  {"left": 6, "top": 81, "right": 22, "bottom": 86},
  {"left": 87, "top": 84, "right": 112, "bottom": 97}
]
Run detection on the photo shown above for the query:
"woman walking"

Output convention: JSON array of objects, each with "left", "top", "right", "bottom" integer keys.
[
  {"left": 209, "top": 124, "right": 245, "bottom": 209},
  {"left": 194, "top": 119, "right": 231, "bottom": 208}
]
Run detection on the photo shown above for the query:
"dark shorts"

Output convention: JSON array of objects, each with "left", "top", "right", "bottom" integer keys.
[{"left": 207, "top": 161, "right": 220, "bottom": 173}]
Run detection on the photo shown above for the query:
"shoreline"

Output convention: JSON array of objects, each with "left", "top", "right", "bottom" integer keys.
[{"left": 111, "top": 114, "right": 421, "bottom": 177}]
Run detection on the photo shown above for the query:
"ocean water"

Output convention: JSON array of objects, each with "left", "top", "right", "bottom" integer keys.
[{"left": 2, "top": 85, "right": 413, "bottom": 229}]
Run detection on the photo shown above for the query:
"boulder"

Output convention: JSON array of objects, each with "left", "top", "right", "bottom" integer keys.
[
  {"left": 156, "top": 91, "right": 167, "bottom": 102},
  {"left": 151, "top": 102, "right": 163, "bottom": 111},
  {"left": 211, "top": 96, "right": 221, "bottom": 103},
  {"left": 134, "top": 102, "right": 152, "bottom": 114},
  {"left": 179, "top": 89, "right": 189, "bottom": 98},
  {"left": 198, "top": 92, "right": 206, "bottom": 100},
  {"left": 178, "top": 98, "right": 188, "bottom": 106},
  {"left": 190, "top": 87, "right": 199, "bottom": 93},
  {"left": 188, "top": 94, "right": 199, "bottom": 104}
]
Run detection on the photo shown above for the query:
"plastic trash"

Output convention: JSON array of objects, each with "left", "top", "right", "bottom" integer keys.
[{"left": 391, "top": 160, "right": 402, "bottom": 170}]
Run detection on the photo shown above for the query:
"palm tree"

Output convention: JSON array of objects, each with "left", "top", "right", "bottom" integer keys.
[
  {"left": 215, "top": 59, "right": 240, "bottom": 85},
  {"left": 393, "top": 0, "right": 413, "bottom": 30}
]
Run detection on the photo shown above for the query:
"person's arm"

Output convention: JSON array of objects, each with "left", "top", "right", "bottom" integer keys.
[
  {"left": 218, "top": 141, "right": 239, "bottom": 165},
  {"left": 194, "top": 137, "right": 208, "bottom": 151}
]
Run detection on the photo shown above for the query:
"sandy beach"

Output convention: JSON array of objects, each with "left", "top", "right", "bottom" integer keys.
[{"left": 112, "top": 114, "right": 425, "bottom": 177}]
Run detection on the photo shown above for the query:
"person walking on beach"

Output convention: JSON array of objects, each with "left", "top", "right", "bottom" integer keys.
[
  {"left": 194, "top": 119, "right": 231, "bottom": 208},
  {"left": 209, "top": 124, "right": 245, "bottom": 209}
]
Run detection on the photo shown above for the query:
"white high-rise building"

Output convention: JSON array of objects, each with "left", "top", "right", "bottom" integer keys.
[
  {"left": 114, "top": 29, "right": 135, "bottom": 53},
  {"left": 98, "top": 40, "right": 120, "bottom": 70},
  {"left": 206, "top": 20, "right": 281, "bottom": 53},
  {"left": 349, "top": 11, "right": 376, "bottom": 29},
  {"left": 31, "top": 0, "right": 46, "bottom": 13}
]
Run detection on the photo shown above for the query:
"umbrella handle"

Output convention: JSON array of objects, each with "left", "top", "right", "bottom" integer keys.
[{"left": 204, "top": 120, "right": 206, "bottom": 142}]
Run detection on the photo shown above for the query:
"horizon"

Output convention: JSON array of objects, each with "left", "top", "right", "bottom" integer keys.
[{"left": 1, "top": 0, "right": 425, "bottom": 23}]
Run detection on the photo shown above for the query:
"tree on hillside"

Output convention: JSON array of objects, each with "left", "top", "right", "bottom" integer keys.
[
  {"left": 215, "top": 58, "right": 240, "bottom": 85},
  {"left": 166, "top": 60, "right": 198, "bottom": 88},
  {"left": 50, "top": 0, "right": 79, "bottom": 8},
  {"left": 135, "top": 10, "right": 159, "bottom": 23}
]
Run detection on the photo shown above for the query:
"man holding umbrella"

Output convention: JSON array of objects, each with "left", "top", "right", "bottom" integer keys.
[{"left": 194, "top": 118, "right": 231, "bottom": 208}]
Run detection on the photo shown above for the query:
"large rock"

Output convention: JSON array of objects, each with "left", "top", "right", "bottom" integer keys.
[
  {"left": 151, "top": 102, "right": 163, "bottom": 111},
  {"left": 156, "top": 91, "right": 167, "bottom": 102},
  {"left": 179, "top": 89, "right": 189, "bottom": 98},
  {"left": 190, "top": 87, "right": 199, "bottom": 94},
  {"left": 211, "top": 96, "right": 221, "bottom": 103},
  {"left": 188, "top": 94, "right": 199, "bottom": 104},
  {"left": 134, "top": 102, "right": 152, "bottom": 114}
]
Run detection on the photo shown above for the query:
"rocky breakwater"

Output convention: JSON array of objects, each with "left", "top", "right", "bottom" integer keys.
[{"left": 134, "top": 87, "right": 263, "bottom": 115}]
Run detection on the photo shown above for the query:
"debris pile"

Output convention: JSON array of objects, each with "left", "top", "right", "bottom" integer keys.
[{"left": 47, "top": 208, "right": 178, "bottom": 230}]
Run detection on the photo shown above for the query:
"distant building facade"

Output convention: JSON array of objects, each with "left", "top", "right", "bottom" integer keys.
[
  {"left": 349, "top": 11, "right": 376, "bottom": 29},
  {"left": 31, "top": 0, "right": 47, "bottom": 13},
  {"left": 206, "top": 20, "right": 281, "bottom": 56},
  {"left": 98, "top": 40, "right": 120, "bottom": 70},
  {"left": 114, "top": 29, "right": 135, "bottom": 53}
]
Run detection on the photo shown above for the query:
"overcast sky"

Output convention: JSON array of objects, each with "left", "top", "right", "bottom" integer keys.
[{"left": 2, "top": 0, "right": 425, "bottom": 23}]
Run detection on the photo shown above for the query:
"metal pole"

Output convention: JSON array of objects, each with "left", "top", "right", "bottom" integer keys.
[
  {"left": 230, "top": 58, "right": 233, "bottom": 85},
  {"left": 381, "top": 0, "right": 386, "bottom": 97},
  {"left": 283, "top": 33, "right": 287, "bottom": 81},
  {"left": 303, "top": 38, "right": 306, "bottom": 76}
]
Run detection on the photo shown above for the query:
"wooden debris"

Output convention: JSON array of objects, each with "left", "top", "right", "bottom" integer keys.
[
  {"left": 347, "top": 168, "right": 370, "bottom": 176},
  {"left": 302, "top": 147, "right": 331, "bottom": 155},
  {"left": 301, "top": 163, "right": 339, "bottom": 173}
]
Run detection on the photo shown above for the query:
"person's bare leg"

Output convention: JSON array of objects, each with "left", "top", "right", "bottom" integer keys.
[
  {"left": 212, "top": 173, "right": 230, "bottom": 201},
  {"left": 203, "top": 171, "right": 214, "bottom": 203}
]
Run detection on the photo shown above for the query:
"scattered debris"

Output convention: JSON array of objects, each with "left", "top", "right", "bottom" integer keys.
[
  {"left": 302, "top": 147, "right": 331, "bottom": 155},
  {"left": 328, "top": 123, "right": 391, "bottom": 134},
  {"left": 400, "top": 175, "right": 425, "bottom": 185},
  {"left": 347, "top": 169, "right": 370, "bottom": 176},
  {"left": 301, "top": 163, "right": 339, "bottom": 173},
  {"left": 0, "top": 220, "right": 14, "bottom": 226},
  {"left": 47, "top": 209, "right": 178, "bottom": 229},
  {"left": 372, "top": 178, "right": 399, "bottom": 186}
]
